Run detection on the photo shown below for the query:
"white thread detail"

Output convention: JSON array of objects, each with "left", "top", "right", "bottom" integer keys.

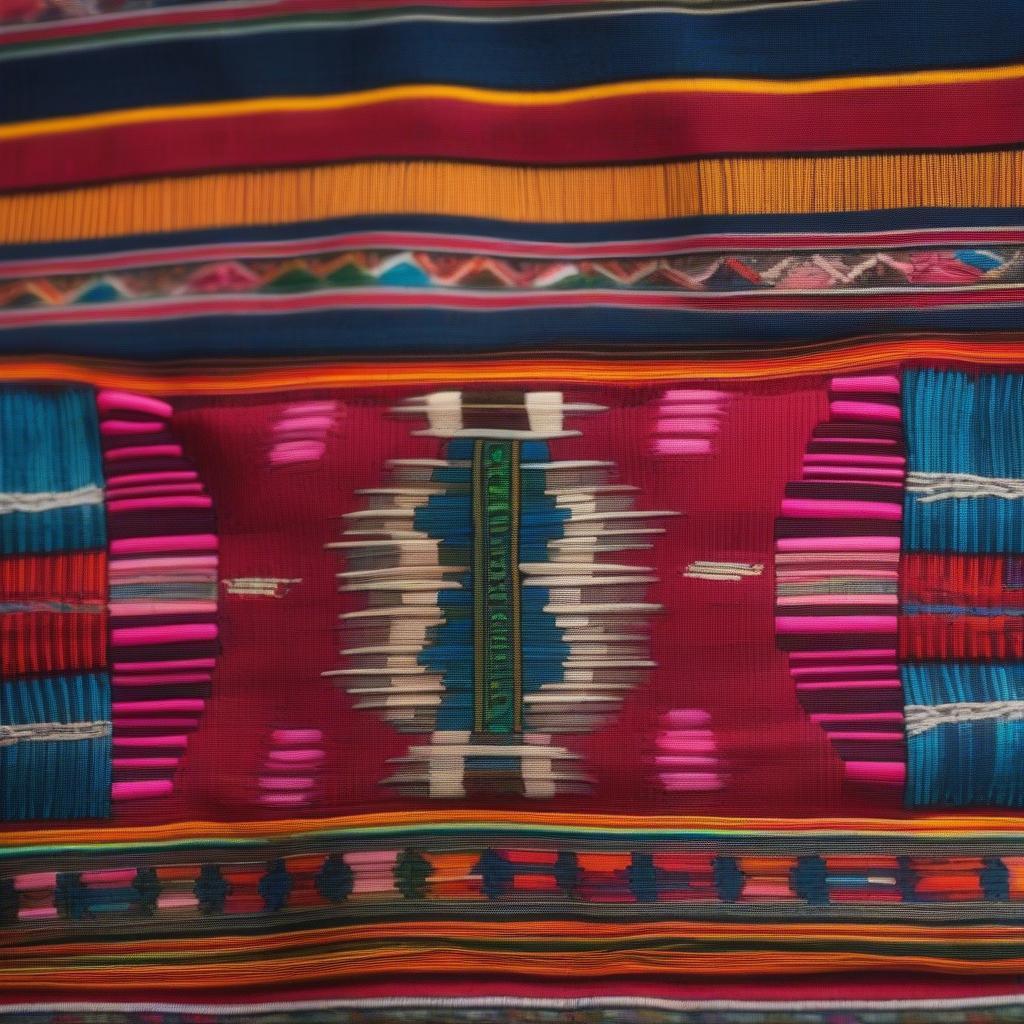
[
  {"left": 904, "top": 700, "right": 1024, "bottom": 737},
  {"left": 0, "top": 484, "right": 103, "bottom": 515},
  {"left": 907, "top": 471, "right": 1024, "bottom": 503},
  {"left": 0, "top": 720, "right": 111, "bottom": 747}
]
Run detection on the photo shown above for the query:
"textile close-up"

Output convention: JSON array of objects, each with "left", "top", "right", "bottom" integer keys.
[{"left": 4, "top": 0, "right": 1024, "bottom": 1020}]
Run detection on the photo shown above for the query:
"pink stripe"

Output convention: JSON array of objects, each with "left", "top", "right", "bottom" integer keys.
[
  {"left": 661, "top": 708, "right": 711, "bottom": 728},
  {"left": 113, "top": 673, "right": 212, "bottom": 686},
  {"left": 655, "top": 417, "right": 721, "bottom": 433},
  {"left": 270, "top": 441, "right": 327, "bottom": 463},
  {"left": 111, "top": 555, "right": 217, "bottom": 571},
  {"left": 273, "top": 416, "right": 335, "bottom": 433},
  {"left": 18, "top": 907, "right": 59, "bottom": 920},
  {"left": 657, "top": 404, "right": 726, "bottom": 416},
  {"left": 110, "top": 601, "right": 218, "bottom": 616},
  {"left": 283, "top": 401, "right": 338, "bottom": 415},
  {"left": 97, "top": 389, "right": 173, "bottom": 419},
  {"left": 662, "top": 389, "right": 729, "bottom": 401},
  {"left": 844, "top": 761, "right": 906, "bottom": 785},
  {"left": 780, "top": 499, "right": 902, "bottom": 519},
  {"left": 107, "top": 496, "right": 213, "bottom": 512},
  {"left": 830, "top": 375, "right": 901, "bottom": 394},
  {"left": 804, "top": 467, "right": 905, "bottom": 480},
  {"left": 112, "top": 623, "right": 218, "bottom": 646},
  {"left": 658, "top": 772, "right": 725, "bottom": 791},
  {"left": 104, "top": 444, "right": 183, "bottom": 461},
  {"left": 804, "top": 454, "right": 905, "bottom": 466},
  {"left": 113, "top": 718, "right": 199, "bottom": 729},
  {"left": 776, "top": 614, "right": 898, "bottom": 633},
  {"left": 829, "top": 400, "right": 901, "bottom": 421},
  {"left": 813, "top": 435, "right": 899, "bottom": 446},
  {"left": 101, "top": 419, "right": 165, "bottom": 436},
  {"left": 112, "top": 779, "right": 175, "bottom": 801},
  {"left": 271, "top": 728, "right": 324, "bottom": 744},
  {"left": 656, "top": 732, "right": 717, "bottom": 753},
  {"left": 777, "top": 595, "right": 898, "bottom": 607},
  {"left": 106, "top": 471, "right": 199, "bottom": 486},
  {"left": 110, "top": 534, "right": 218, "bottom": 554},
  {"left": 113, "top": 699, "right": 206, "bottom": 713},
  {"left": 14, "top": 871, "right": 57, "bottom": 891},
  {"left": 776, "top": 537, "right": 901, "bottom": 552},
  {"left": 157, "top": 894, "right": 199, "bottom": 910},
  {"left": 259, "top": 793, "right": 312, "bottom": 806},
  {"left": 80, "top": 868, "right": 138, "bottom": 884},
  {"left": 266, "top": 748, "right": 326, "bottom": 764},
  {"left": 653, "top": 438, "right": 713, "bottom": 455}
]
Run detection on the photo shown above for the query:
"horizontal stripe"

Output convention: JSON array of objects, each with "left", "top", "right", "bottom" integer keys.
[
  {"left": 3, "top": 338, "right": 1024, "bottom": 394},
  {"left": 0, "top": 484, "right": 104, "bottom": 514},
  {"left": 6, "top": 306, "right": 1024, "bottom": 359},
  {"left": 6, "top": 0, "right": 1024, "bottom": 119},
  {"left": 0, "top": 720, "right": 111, "bottom": 746},
  {"left": 5, "top": 153, "right": 1024, "bottom": 244},
  {"left": 7, "top": 807, "right": 1024, "bottom": 854},
  {"left": 4, "top": 80, "right": 1024, "bottom": 191}
]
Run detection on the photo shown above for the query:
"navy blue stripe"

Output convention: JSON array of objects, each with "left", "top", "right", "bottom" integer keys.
[
  {"left": 7, "top": 208, "right": 1024, "bottom": 262},
  {"left": 5, "top": 1, "right": 1024, "bottom": 124},
  {"left": 2, "top": 306, "right": 1024, "bottom": 359}
]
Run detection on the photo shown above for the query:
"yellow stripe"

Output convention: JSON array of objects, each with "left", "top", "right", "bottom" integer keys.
[
  {"left": 3, "top": 152, "right": 1024, "bottom": 244},
  {"left": 3, "top": 63, "right": 1022, "bottom": 142}
]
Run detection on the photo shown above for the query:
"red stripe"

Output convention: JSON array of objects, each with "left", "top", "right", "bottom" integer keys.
[
  {"left": 0, "top": 550, "right": 107, "bottom": 602},
  {"left": 901, "top": 553, "right": 1024, "bottom": 609},
  {"left": 2, "top": 78, "right": 1023, "bottom": 190}
]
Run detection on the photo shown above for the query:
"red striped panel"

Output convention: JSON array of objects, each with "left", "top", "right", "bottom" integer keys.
[
  {"left": 0, "top": 551, "right": 107, "bottom": 603},
  {"left": 2, "top": 77, "right": 1023, "bottom": 191}
]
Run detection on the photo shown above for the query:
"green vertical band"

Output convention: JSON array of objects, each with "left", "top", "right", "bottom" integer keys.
[{"left": 472, "top": 439, "right": 522, "bottom": 736}]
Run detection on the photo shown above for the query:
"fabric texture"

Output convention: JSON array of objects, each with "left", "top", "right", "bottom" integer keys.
[{"left": 3, "top": 0, "right": 1024, "bottom": 1019}]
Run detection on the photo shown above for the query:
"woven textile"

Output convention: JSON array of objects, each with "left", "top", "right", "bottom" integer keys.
[{"left": 5, "top": 0, "right": 1024, "bottom": 1019}]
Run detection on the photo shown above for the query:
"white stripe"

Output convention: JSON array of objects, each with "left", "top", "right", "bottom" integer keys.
[
  {"left": 905, "top": 700, "right": 1024, "bottom": 737},
  {"left": 0, "top": 484, "right": 103, "bottom": 515}
]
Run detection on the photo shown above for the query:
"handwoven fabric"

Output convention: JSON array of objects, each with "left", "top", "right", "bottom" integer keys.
[{"left": 3, "top": 0, "right": 1024, "bottom": 1020}]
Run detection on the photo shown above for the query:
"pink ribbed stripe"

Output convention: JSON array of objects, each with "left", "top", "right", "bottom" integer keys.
[
  {"left": 780, "top": 499, "right": 902, "bottom": 519},
  {"left": 653, "top": 438, "right": 713, "bottom": 455},
  {"left": 271, "top": 728, "right": 324, "bottom": 744},
  {"left": 110, "top": 600, "right": 218, "bottom": 616},
  {"left": 776, "top": 537, "right": 901, "bottom": 552},
  {"left": 112, "top": 757, "right": 179, "bottom": 769},
  {"left": 113, "top": 622, "right": 218, "bottom": 646},
  {"left": 113, "top": 735, "right": 188, "bottom": 748},
  {"left": 112, "top": 779, "right": 175, "bottom": 800},
  {"left": 830, "top": 375, "right": 901, "bottom": 394},
  {"left": 113, "top": 699, "right": 206, "bottom": 713},
  {"left": 106, "top": 470, "right": 199, "bottom": 486},
  {"left": 104, "top": 444, "right": 183, "bottom": 461},
  {"left": 110, "top": 533, "right": 218, "bottom": 554},
  {"left": 829, "top": 400, "right": 901, "bottom": 421},
  {"left": 101, "top": 419, "right": 164, "bottom": 436},
  {"left": 97, "top": 389, "right": 173, "bottom": 418},
  {"left": 776, "top": 614, "right": 898, "bottom": 633},
  {"left": 844, "top": 761, "right": 906, "bottom": 785}
]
